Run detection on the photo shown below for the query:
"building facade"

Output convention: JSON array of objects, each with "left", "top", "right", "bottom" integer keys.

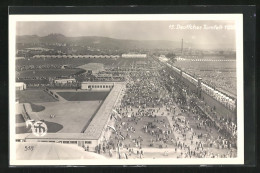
[
  {"left": 16, "top": 82, "right": 26, "bottom": 90},
  {"left": 81, "top": 82, "right": 114, "bottom": 91}
]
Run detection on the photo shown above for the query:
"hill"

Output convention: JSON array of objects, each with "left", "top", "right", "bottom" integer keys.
[{"left": 16, "top": 34, "right": 189, "bottom": 50}]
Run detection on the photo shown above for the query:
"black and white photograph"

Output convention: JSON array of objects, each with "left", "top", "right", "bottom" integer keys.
[{"left": 9, "top": 14, "right": 244, "bottom": 165}]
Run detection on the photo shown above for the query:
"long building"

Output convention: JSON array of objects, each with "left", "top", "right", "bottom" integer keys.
[
  {"left": 32, "top": 55, "right": 120, "bottom": 59},
  {"left": 121, "top": 54, "right": 147, "bottom": 58},
  {"left": 81, "top": 81, "right": 114, "bottom": 91}
]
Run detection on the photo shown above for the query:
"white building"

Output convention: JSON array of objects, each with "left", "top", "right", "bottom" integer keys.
[
  {"left": 16, "top": 82, "right": 26, "bottom": 90},
  {"left": 122, "top": 54, "right": 147, "bottom": 58},
  {"left": 81, "top": 82, "right": 114, "bottom": 91},
  {"left": 54, "top": 78, "right": 76, "bottom": 84}
]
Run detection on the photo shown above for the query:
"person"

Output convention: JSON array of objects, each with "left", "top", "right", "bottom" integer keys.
[{"left": 109, "top": 149, "right": 113, "bottom": 157}]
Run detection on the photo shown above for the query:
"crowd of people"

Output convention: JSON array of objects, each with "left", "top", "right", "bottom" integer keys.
[
  {"left": 173, "top": 61, "right": 237, "bottom": 99},
  {"left": 102, "top": 60, "right": 237, "bottom": 159},
  {"left": 160, "top": 68, "right": 237, "bottom": 145},
  {"left": 166, "top": 61, "right": 236, "bottom": 111},
  {"left": 121, "top": 70, "right": 170, "bottom": 109}
]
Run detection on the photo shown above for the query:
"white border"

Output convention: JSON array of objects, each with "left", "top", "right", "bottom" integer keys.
[{"left": 9, "top": 14, "right": 244, "bottom": 166}]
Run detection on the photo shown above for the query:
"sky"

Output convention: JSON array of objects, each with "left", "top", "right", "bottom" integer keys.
[{"left": 16, "top": 20, "right": 236, "bottom": 49}]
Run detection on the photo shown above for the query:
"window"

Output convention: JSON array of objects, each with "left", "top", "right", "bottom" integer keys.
[
  {"left": 63, "top": 141, "right": 69, "bottom": 144},
  {"left": 69, "top": 141, "right": 77, "bottom": 144},
  {"left": 85, "top": 141, "right": 92, "bottom": 144},
  {"left": 88, "top": 86, "right": 91, "bottom": 88}
]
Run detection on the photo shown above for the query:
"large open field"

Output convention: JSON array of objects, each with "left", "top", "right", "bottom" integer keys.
[
  {"left": 57, "top": 91, "right": 109, "bottom": 101},
  {"left": 16, "top": 89, "right": 107, "bottom": 133},
  {"left": 16, "top": 58, "right": 147, "bottom": 70},
  {"left": 17, "top": 68, "right": 84, "bottom": 78},
  {"left": 16, "top": 58, "right": 118, "bottom": 68},
  {"left": 34, "top": 101, "right": 101, "bottom": 133},
  {"left": 16, "top": 89, "right": 57, "bottom": 103}
]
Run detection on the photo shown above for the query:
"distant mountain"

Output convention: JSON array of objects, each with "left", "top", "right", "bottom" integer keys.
[{"left": 16, "top": 34, "right": 191, "bottom": 50}]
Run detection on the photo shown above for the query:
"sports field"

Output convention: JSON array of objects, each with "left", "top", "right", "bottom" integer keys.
[
  {"left": 17, "top": 89, "right": 106, "bottom": 133},
  {"left": 16, "top": 89, "right": 57, "bottom": 103},
  {"left": 35, "top": 101, "right": 101, "bottom": 133},
  {"left": 57, "top": 91, "right": 109, "bottom": 101}
]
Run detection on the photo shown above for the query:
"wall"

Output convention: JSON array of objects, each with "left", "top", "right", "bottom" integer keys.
[{"left": 201, "top": 91, "right": 236, "bottom": 121}]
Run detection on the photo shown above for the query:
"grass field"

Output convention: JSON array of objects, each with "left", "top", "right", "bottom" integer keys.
[
  {"left": 30, "top": 103, "right": 45, "bottom": 112},
  {"left": 16, "top": 89, "right": 57, "bottom": 103},
  {"left": 18, "top": 68, "right": 84, "bottom": 78},
  {"left": 16, "top": 121, "right": 63, "bottom": 134},
  {"left": 35, "top": 101, "right": 102, "bottom": 133},
  {"left": 57, "top": 91, "right": 109, "bottom": 101},
  {"left": 16, "top": 89, "right": 107, "bottom": 133},
  {"left": 16, "top": 126, "right": 31, "bottom": 134},
  {"left": 16, "top": 114, "right": 25, "bottom": 123},
  {"left": 110, "top": 116, "right": 176, "bottom": 148}
]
